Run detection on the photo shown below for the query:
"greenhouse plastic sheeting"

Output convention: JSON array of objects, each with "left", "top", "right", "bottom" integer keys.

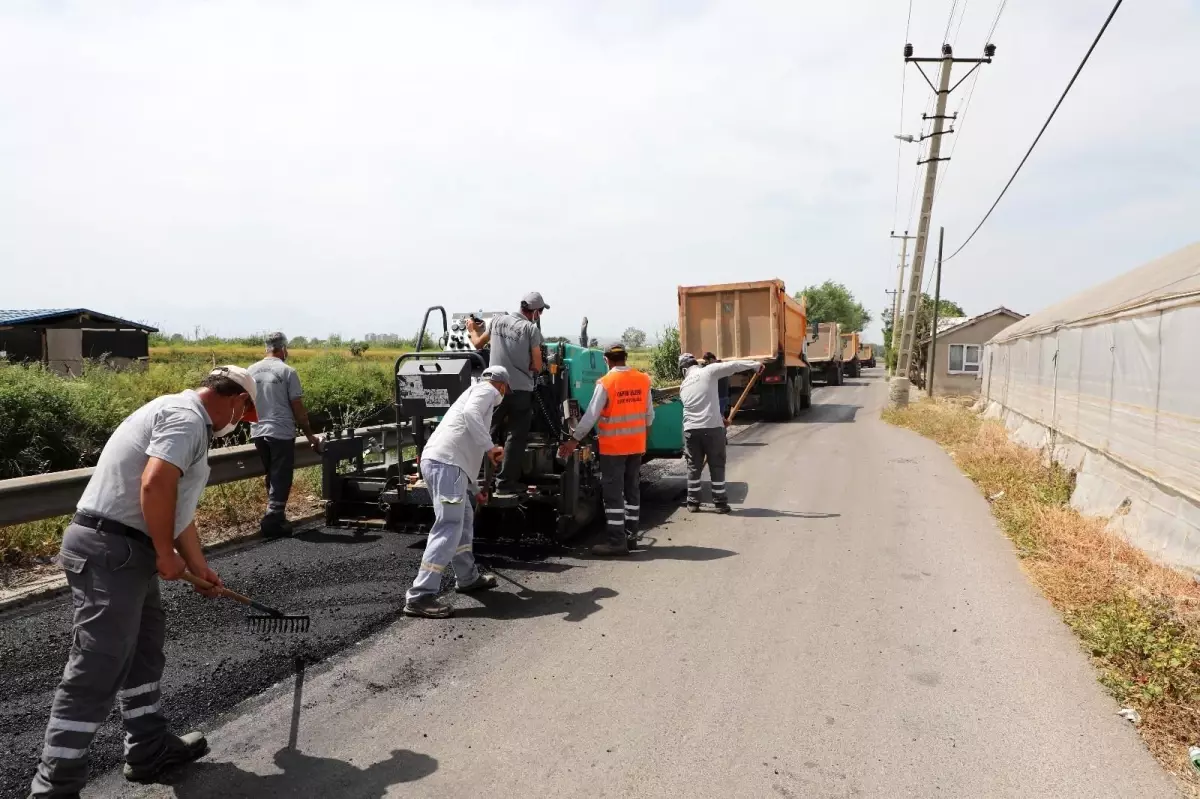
[{"left": 981, "top": 244, "right": 1200, "bottom": 504}]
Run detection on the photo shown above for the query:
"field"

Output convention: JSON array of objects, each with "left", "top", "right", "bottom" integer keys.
[{"left": 0, "top": 339, "right": 669, "bottom": 568}]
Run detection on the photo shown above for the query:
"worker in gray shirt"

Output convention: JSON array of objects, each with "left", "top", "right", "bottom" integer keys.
[
  {"left": 678, "top": 353, "right": 761, "bottom": 513},
  {"left": 29, "top": 366, "right": 255, "bottom": 799},
  {"left": 248, "top": 332, "right": 320, "bottom": 537},
  {"left": 467, "top": 291, "right": 548, "bottom": 499}
]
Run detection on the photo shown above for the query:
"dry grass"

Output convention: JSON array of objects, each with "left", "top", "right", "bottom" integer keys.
[{"left": 885, "top": 399, "right": 1200, "bottom": 792}]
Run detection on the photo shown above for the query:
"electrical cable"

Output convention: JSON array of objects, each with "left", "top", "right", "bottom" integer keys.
[
  {"left": 891, "top": 0, "right": 916, "bottom": 231},
  {"left": 945, "top": 0, "right": 1123, "bottom": 263}
]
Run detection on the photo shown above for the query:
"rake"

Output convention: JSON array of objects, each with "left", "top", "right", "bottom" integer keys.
[{"left": 183, "top": 572, "right": 311, "bottom": 634}]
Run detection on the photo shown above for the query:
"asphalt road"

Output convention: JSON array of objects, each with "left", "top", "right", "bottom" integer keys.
[{"left": 2, "top": 370, "right": 1179, "bottom": 798}]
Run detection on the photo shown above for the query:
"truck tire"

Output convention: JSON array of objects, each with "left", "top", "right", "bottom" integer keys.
[
  {"left": 785, "top": 377, "right": 797, "bottom": 420},
  {"left": 799, "top": 371, "right": 812, "bottom": 410}
]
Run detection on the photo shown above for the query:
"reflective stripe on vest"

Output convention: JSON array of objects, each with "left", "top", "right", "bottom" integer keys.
[{"left": 596, "top": 369, "right": 651, "bottom": 456}]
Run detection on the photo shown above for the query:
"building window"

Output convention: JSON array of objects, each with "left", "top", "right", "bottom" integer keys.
[{"left": 948, "top": 343, "right": 982, "bottom": 374}]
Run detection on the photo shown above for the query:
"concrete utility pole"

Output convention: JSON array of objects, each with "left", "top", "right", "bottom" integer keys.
[
  {"left": 892, "top": 42, "right": 995, "bottom": 403},
  {"left": 927, "top": 226, "right": 945, "bottom": 397},
  {"left": 888, "top": 230, "right": 915, "bottom": 375}
]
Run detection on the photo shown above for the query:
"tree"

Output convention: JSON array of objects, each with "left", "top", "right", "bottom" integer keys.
[
  {"left": 649, "top": 326, "right": 682, "bottom": 383},
  {"left": 796, "top": 281, "right": 871, "bottom": 332},
  {"left": 621, "top": 327, "right": 647, "bottom": 349},
  {"left": 883, "top": 294, "right": 965, "bottom": 382},
  {"left": 349, "top": 341, "right": 370, "bottom": 357},
  {"left": 289, "top": 335, "right": 309, "bottom": 349},
  {"left": 587, "top": 337, "right": 599, "bottom": 348}
]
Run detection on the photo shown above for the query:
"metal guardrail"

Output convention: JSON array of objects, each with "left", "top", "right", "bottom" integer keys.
[{"left": 0, "top": 424, "right": 410, "bottom": 528}]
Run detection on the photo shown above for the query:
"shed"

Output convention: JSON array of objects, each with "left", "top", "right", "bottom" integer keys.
[
  {"left": 980, "top": 241, "right": 1200, "bottom": 569},
  {"left": 919, "top": 307, "right": 1024, "bottom": 396},
  {"left": 0, "top": 309, "right": 158, "bottom": 375}
]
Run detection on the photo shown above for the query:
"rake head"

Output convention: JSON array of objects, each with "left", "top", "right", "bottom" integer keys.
[{"left": 247, "top": 614, "right": 311, "bottom": 634}]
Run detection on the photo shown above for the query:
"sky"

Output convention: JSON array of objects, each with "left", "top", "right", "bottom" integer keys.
[{"left": 2, "top": 0, "right": 1197, "bottom": 344}]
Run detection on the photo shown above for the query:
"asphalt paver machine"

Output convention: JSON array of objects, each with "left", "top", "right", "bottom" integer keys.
[{"left": 320, "top": 306, "right": 683, "bottom": 540}]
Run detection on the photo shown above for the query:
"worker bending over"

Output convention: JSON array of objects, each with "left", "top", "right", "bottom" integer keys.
[
  {"left": 29, "top": 367, "right": 255, "bottom": 798},
  {"left": 467, "top": 291, "right": 549, "bottom": 500},
  {"left": 404, "top": 365, "right": 510, "bottom": 619},
  {"left": 248, "top": 332, "right": 321, "bottom": 538},
  {"left": 678, "top": 353, "right": 762, "bottom": 513},
  {"left": 558, "top": 344, "right": 654, "bottom": 556}
]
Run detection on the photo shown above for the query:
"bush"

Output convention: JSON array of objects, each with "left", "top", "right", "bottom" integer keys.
[{"left": 649, "top": 326, "right": 682, "bottom": 384}]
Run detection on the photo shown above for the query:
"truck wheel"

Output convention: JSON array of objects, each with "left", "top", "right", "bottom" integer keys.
[
  {"left": 799, "top": 373, "right": 812, "bottom": 410},
  {"left": 785, "top": 377, "right": 797, "bottom": 420}
]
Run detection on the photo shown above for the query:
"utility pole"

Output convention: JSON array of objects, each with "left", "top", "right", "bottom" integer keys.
[
  {"left": 892, "top": 41, "right": 995, "bottom": 397},
  {"left": 927, "top": 226, "right": 945, "bottom": 398},
  {"left": 888, "top": 230, "right": 915, "bottom": 375}
]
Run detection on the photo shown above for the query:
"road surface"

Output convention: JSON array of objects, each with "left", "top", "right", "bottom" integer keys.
[{"left": 2, "top": 370, "right": 1178, "bottom": 798}]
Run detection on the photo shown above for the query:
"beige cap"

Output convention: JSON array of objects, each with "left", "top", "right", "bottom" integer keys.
[{"left": 208, "top": 365, "right": 257, "bottom": 408}]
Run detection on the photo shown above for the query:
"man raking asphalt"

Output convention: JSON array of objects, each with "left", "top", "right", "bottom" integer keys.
[{"left": 28, "top": 366, "right": 256, "bottom": 799}]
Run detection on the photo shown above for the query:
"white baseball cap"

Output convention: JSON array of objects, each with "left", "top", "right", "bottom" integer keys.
[
  {"left": 481, "top": 365, "right": 510, "bottom": 384},
  {"left": 208, "top": 365, "right": 258, "bottom": 408}
]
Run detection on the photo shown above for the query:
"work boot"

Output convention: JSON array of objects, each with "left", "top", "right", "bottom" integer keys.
[
  {"left": 590, "top": 541, "right": 629, "bottom": 557},
  {"left": 261, "top": 514, "right": 294, "bottom": 538},
  {"left": 404, "top": 594, "right": 453, "bottom": 619},
  {"left": 714, "top": 502, "right": 732, "bottom": 515},
  {"left": 686, "top": 502, "right": 700, "bottom": 513},
  {"left": 123, "top": 731, "right": 209, "bottom": 783},
  {"left": 457, "top": 572, "right": 498, "bottom": 593}
]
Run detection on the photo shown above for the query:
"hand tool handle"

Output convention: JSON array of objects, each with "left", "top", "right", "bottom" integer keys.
[
  {"left": 726, "top": 368, "right": 762, "bottom": 424},
  {"left": 182, "top": 572, "right": 279, "bottom": 616}
]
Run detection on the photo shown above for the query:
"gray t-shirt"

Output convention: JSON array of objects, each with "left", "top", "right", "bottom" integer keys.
[
  {"left": 249, "top": 357, "right": 303, "bottom": 440},
  {"left": 487, "top": 312, "right": 543, "bottom": 393},
  {"left": 77, "top": 390, "right": 213, "bottom": 538}
]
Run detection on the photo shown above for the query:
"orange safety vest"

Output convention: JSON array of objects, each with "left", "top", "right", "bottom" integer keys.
[{"left": 596, "top": 368, "right": 652, "bottom": 456}]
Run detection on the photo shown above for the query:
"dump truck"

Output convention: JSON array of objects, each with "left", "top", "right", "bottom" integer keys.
[
  {"left": 840, "top": 331, "right": 861, "bottom": 379},
  {"left": 677, "top": 280, "right": 811, "bottom": 421},
  {"left": 320, "top": 307, "right": 684, "bottom": 541},
  {"left": 858, "top": 343, "right": 876, "bottom": 368},
  {"left": 806, "top": 322, "right": 844, "bottom": 385}
]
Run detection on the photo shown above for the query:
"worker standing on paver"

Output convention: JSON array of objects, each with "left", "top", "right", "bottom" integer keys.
[
  {"left": 558, "top": 344, "right": 654, "bottom": 556},
  {"left": 403, "top": 366, "right": 510, "bottom": 619},
  {"left": 28, "top": 367, "right": 256, "bottom": 799},
  {"left": 467, "top": 291, "right": 548, "bottom": 501},
  {"left": 248, "top": 332, "right": 321, "bottom": 538},
  {"left": 678, "top": 353, "right": 762, "bottom": 513}
]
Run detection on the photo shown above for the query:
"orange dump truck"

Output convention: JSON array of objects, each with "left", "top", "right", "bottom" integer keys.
[
  {"left": 678, "top": 280, "right": 812, "bottom": 420},
  {"left": 840, "top": 331, "right": 861, "bottom": 378},
  {"left": 806, "top": 322, "right": 844, "bottom": 385},
  {"left": 858, "top": 343, "right": 876, "bottom": 368}
]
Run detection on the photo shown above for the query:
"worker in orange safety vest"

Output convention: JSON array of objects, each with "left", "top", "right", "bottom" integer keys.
[{"left": 558, "top": 344, "right": 654, "bottom": 556}]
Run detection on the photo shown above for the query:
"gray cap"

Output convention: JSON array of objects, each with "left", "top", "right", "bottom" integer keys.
[
  {"left": 521, "top": 291, "right": 550, "bottom": 311},
  {"left": 481, "top": 365, "right": 510, "bottom": 384},
  {"left": 678, "top": 352, "right": 698, "bottom": 369},
  {"left": 265, "top": 331, "right": 288, "bottom": 349}
]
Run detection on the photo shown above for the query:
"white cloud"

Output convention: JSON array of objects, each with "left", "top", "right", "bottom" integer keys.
[{"left": 1, "top": 0, "right": 1196, "bottom": 344}]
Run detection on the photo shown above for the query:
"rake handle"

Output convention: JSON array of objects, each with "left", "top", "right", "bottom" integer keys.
[
  {"left": 182, "top": 572, "right": 281, "bottom": 617},
  {"left": 726, "top": 368, "right": 762, "bottom": 425}
]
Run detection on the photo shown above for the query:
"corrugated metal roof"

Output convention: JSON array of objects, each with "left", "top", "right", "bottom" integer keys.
[
  {"left": 991, "top": 241, "right": 1200, "bottom": 343},
  {"left": 0, "top": 309, "right": 158, "bottom": 332}
]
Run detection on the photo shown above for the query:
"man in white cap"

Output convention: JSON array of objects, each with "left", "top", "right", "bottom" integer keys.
[
  {"left": 678, "top": 353, "right": 762, "bottom": 513},
  {"left": 404, "top": 365, "right": 510, "bottom": 619},
  {"left": 466, "top": 291, "right": 549, "bottom": 500},
  {"left": 248, "top": 332, "right": 321, "bottom": 538},
  {"left": 29, "top": 366, "right": 255, "bottom": 798}
]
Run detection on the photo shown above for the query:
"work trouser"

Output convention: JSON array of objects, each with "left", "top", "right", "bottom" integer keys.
[
  {"left": 600, "top": 454, "right": 642, "bottom": 545},
  {"left": 253, "top": 436, "right": 295, "bottom": 523},
  {"left": 684, "top": 427, "right": 728, "bottom": 506},
  {"left": 492, "top": 389, "right": 533, "bottom": 489},
  {"left": 31, "top": 524, "right": 169, "bottom": 797},
  {"left": 406, "top": 459, "right": 483, "bottom": 601}
]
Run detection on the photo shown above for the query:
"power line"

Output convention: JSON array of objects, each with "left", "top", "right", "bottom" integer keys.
[
  {"left": 942, "top": 0, "right": 960, "bottom": 43},
  {"left": 891, "top": 0, "right": 916, "bottom": 230},
  {"left": 945, "top": 0, "right": 1122, "bottom": 263}
]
